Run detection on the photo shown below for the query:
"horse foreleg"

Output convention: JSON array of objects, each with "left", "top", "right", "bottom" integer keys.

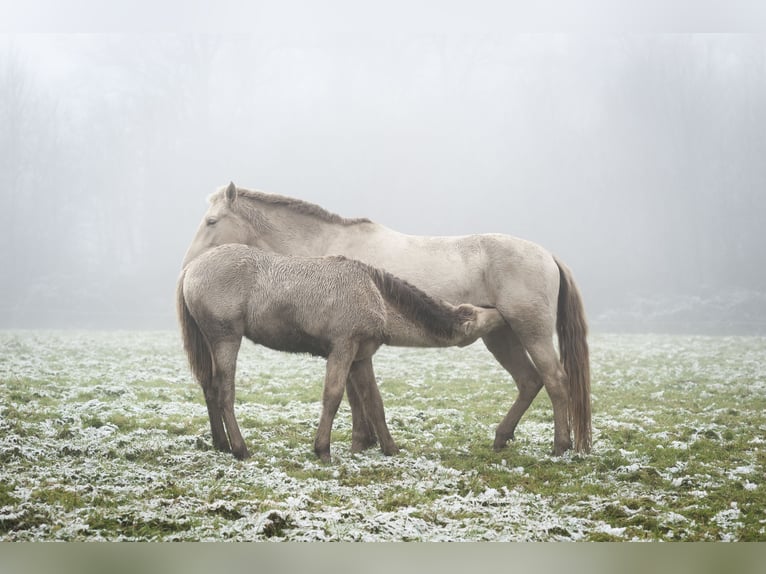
[
  {"left": 346, "top": 375, "right": 378, "bottom": 451},
  {"left": 213, "top": 338, "right": 250, "bottom": 460},
  {"left": 348, "top": 358, "right": 399, "bottom": 456},
  {"left": 314, "top": 342, "right": 357, "bottom": 463},
  {"left": 483, "top": 326, "right": 544, "bottom": 451}
]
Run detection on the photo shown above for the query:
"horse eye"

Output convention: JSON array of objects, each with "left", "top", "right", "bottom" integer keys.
[{"left": 206, "top": 217, "right": 218, "bottom": 226}]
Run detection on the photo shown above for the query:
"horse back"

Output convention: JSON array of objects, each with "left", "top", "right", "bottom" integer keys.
[
  {"left": 185, "top": 244, "right": 386, "bottom": 358},
  {"left": 335, "top": 228, "right": 558, "bottom": 309},
  {"left": 246, "top": 257, "right": 386, "bottom": 356}
]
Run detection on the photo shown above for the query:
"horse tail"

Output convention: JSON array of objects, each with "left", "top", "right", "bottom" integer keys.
[
  {"left": 554, "top": 256, "right": 592, "bottom": 453},
  {"left": 176, "top": 268, "right": 214, "bottom": 387}
]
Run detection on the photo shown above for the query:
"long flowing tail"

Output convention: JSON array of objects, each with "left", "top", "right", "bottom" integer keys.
[
  {"left": 176, "top": 269, "right": 214, "bottom": 386},
  {"left": 554, "top": 257, "right": 592, "bottom": 453}
]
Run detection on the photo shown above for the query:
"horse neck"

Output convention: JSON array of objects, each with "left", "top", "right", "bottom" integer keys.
[
  {"left": 256, "top": 209, "right": 341, "bottom": 255},
  {"left": 254, "top": 202, "right": 380, "bottom": 257}
]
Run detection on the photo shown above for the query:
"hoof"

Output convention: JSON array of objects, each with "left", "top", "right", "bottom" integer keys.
[
  {"left": 351, "top": 436, "right": 378, "bottom": 453},
  {"left": 233, "top": 446, "right": 251, "bottom": 460},
  {"left": 213, "top": 440, "right": 232, "bottom": 453},
  {"left": 314, "top": 445, "right": 332, "bottom": 463},
  {"left": 552, "top": 442, "right": 573, "bottom": 457},
  {"left": 493, "top": 433, "right": 514, "bottom": 452},
  {"left": 381, "top": 444, "right": 400, "bottom": 457}
]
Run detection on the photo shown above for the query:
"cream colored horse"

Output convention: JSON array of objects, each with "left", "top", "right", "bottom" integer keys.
[
  {"left": 183, "top": 183, "right": 591, "bottom": 455},
  {"left": 178, "top": 243, "right": 505, "bottom": 461}
]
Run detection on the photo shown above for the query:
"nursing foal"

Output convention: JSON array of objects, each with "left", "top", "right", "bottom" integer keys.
[{"left": 177, "top": 243, "right": 505, "bottom": 461}]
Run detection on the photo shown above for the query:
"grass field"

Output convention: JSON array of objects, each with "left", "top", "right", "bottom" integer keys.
[{"left": 0, "top": 330, "right": 764, "bottom": 541}]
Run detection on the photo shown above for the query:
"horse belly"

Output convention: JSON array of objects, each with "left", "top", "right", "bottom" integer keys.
[
  {"left": 256, "top": 331, "right": 331, "bottom": 358},
  {"left": 244, "top": 308, "right": 332, "bottom": 357}
]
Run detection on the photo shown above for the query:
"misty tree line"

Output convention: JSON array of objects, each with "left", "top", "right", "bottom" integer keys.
[
  {"left": 1, "top": 35, "right": 764, "bottom": 330},
  {"left": 0, "top": 37, "right": 219, "bottom": 327}
]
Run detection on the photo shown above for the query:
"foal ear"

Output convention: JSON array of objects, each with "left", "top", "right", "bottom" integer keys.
[{"left": 225, "top": 181, "right": 238, "bottom": 205}]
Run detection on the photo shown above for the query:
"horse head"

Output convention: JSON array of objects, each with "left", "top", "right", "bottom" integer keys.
[{"left": 182, "top": 182, "right": 261, "bottom": 267}]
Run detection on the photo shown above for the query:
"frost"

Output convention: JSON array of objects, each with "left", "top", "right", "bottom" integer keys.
[
  {"left": 729, "top": 465, "right": 755, "bottom": 476},
  {"left": 713, "top": 503, "right": 743, "bottom": 541},
  {"left": 663, "top": 511, "right": 688, "bottom": 524},
  {"left": 1, "top": 331, "right": 765, "bottom": 541},
  {"left": 593, "top": 523, "right": 627, "bottom": 537}
]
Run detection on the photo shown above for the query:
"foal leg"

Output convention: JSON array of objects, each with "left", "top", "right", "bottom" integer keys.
[
  {"left": 348, "top": 358, "right": 399, "bottom": 456},
  {"left": 483, "top": 326, "right": 544, "bottom": 451},
  {"left": 201, "top": 377, "right": 230, "bottom": 453},
  {"left": 346, "top": 377, "right": 378, "bottom": 451},
  {"left": 314, "top": 341, "right": 358, "bottom": 463},
  {"left": 212, "top": 337, "right": 250, "bottom": 460}
]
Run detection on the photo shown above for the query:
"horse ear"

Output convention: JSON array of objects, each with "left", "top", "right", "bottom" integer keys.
[{"left": 225, "top": 182, "right": 238, "bottom": 205}]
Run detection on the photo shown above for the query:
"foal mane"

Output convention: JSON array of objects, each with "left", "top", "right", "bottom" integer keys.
[
  {"left": 214, "top": 186, "right": 372, "bottom": 226},
  {"left": 353, "top": 260, "right": 473, "bottom": 339}
]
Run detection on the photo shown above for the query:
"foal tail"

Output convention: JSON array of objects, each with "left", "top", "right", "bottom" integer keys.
[
  {"left": 554, "top": 257, "right": 592, "bottom": 453},
  {"left": 176, "top": 269, "right": 214, "bottom": 387}
]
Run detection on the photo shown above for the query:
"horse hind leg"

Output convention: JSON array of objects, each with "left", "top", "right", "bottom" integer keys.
[
  {"left": 201, "top": 378, "right": 230, "bottom": 453},
  {"left": 314, "top": 341, "right": 358, "bottom": 463},
  {"left": 482, "top": 325, "right": 545, "bottom": 451},
  {"left": 212, "top": 337, "right": 250, "bottom": 460},
  {"left": 523, "top": 335, "right": 573, "bottom": 456},
  {"left": 348, "top": 358, "right": 398, "bottom": 456},
  {"left": 346, "top": 375, "right": 378, "bottom": 452}
]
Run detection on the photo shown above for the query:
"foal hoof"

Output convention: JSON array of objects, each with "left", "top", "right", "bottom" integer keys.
[
  {"left": 351, "top": 436, "right": 378, "bottom": 453},
  {"left": 233, "top": 446, "right": 251, "bottom": 460},
  {"left": 314, "top": 445, "right": 332, "bottom": 464},
  {"left": 212, "top": 439, "right": 232, "bottom": 453},
  {"left": 551, "top": 442, "right": 573, "bottom": 457},
  {"left": 382, "top": 444, "right": 400, "bottom": 457},
  {"left": 493, "top": 433, "right": 514, "bottom": 452}
]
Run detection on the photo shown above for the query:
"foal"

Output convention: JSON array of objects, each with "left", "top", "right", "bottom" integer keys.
[{"left": 177, "top": 243, "right": 505, "bottom": 461}]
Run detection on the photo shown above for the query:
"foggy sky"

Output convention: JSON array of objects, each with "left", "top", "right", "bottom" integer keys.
[{"left": 1, "top": 18, "right": 765, "bottom": 332}]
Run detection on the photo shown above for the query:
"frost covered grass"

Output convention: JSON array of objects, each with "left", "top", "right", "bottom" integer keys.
[{"left": 1, "top": 331, "right": 765, "bottom": 541}]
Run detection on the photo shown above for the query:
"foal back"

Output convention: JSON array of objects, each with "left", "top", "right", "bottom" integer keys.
[{"left": 182, "top": 244, "right": 387, "bottom": 357}]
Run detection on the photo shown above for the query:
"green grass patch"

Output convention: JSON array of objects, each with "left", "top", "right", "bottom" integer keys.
[{"left": 1, "top": 331, "right": 765, "bottom": 541}]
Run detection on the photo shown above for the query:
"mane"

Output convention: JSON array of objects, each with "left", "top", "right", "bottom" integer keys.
[
  {"left": 354, "top": 260, "right": 473, "bottom": 339},
  {"left": 212, "top": 186, "right": 372, "bottom": 226}
]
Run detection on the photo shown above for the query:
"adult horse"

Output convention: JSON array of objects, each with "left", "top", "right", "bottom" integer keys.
[{"left": 183, "top": 183, "right": 591, "bottom": 455}]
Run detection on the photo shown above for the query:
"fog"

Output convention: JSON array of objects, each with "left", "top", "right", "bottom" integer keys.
[{"left": 1, "top": 29, "right": 765, "bottom": 333}]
